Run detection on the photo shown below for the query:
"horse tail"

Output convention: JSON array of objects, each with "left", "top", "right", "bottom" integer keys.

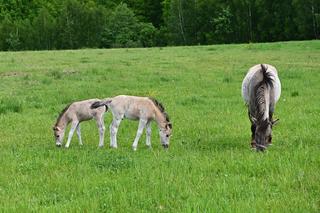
[
  {"left": 91, "top": 98, "right": 112, "bottom": 109},
  {"left": 260, "top": 64, "right": 273, "bottom": 88}
]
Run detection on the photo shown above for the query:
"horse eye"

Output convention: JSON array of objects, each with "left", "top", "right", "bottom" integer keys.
[{"left": 166, "top": 134, "right": 169, "bottom": 137}]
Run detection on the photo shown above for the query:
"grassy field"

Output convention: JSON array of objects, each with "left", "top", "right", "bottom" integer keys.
[{"left": 0, "top": 40, "right": 319, "bottom": 212}]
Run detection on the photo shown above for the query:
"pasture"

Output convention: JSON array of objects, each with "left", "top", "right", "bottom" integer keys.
[{"left": 0, "top": 40, "right": 319, "bottom": 212}]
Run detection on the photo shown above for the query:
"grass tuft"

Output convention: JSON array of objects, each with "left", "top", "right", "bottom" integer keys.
[
  {"left": 0, "top": 97, "right": 23, "bottom": 114},
  {"left": 291, "top": 91, "right": 299, "bottom": 97},
  {"left": 49, "top": 70, "right": 62, "bottom": 79}
]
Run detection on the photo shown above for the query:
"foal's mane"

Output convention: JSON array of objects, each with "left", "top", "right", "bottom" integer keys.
[
  {"left": 253, "top": 64, "right": 274, "bottom": 126},
  {"left": 148, "top": 97, "right": 170, "bottom": 122},
  {"left": 54, "top": 104, "right": 71, "bottom": 126}
]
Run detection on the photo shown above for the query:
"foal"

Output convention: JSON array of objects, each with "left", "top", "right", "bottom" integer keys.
[
  {"left": 91, "top": 95, "right": 172, "bottom": 151},
  {"left": 242, "top": 64, "right": 281, "bottom": 151},
  {"left": 53, "top": 99, "right": 107, "bottom": 148}
]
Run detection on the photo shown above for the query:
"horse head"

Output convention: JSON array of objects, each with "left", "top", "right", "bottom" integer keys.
[{"left": 254, "top": 118, "right": 279, "bottom": 151}]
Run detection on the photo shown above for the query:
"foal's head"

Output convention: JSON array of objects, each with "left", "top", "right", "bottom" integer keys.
[
  {"left": 149, "top": 97, "right": 173, "bottom": 149},
  {"left": 52, "top": 126, "right": 65, "bottom": 147},
  {"left": 53, "top": 104, "right": 70, "bottom": 147},
  {"left": 159, "top": 120, "right": 172, "bottom": 148}
]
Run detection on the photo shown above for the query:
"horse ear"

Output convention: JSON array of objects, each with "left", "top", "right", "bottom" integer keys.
[
  {"left": 53, "top": 126, "right": 61, "bottom": 131},
  {"left": 271, "top": 118, "right": 279, "bottom": 126}
]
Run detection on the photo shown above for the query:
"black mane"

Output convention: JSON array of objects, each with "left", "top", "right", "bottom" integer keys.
[
  {"left": 148, "top": 97, "right": 170, "bottom": 122},
  {"left": 54, "top": 104, "right": 71, "bottom": 126},
  {"left": 253, "top": 64, "right": 274, "bottom": 124},
  {"left": 261, "top": 64, "right": 274, "bottom": 88}
]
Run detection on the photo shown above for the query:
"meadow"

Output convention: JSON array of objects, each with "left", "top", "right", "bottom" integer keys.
[{"left": 0, "top": 40, "right": 319, "bottom": 212}]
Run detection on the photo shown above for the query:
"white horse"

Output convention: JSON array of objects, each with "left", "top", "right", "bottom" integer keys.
[
  {"left": 91, "top": 95, "right": 172, "bottom": 151},
  {"left": 242, "top": 64, "right": 281, "bottom": 151},
  {"left": 53, "top": 99, "right": 107, "bottom": 148}
]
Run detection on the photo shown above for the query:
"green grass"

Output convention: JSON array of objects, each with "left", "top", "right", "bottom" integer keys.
[{"left": 0, "top": 40, "right": 319, "bottom": 212}]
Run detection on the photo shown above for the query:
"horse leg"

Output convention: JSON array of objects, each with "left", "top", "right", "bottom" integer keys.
[
  {"left": 146, "top": 121, "right": 152, "bottom": 148},
  {"left": 251, "top": 123, "right": 256, "bottom": 149},
  {"left": 110, "top": 118, "right": 121, "bottom": 148},
  {"left": 65, "top": 121, "right": 79, "bottom": 148},
  {"left": 268, "top": 111, "right": 273, "bottom": 145},
  {"left": 132, "top": 119, "right": 147, "bottom": 151},
  {"left": 248, "top": 110, "right": 257, "bottom": 149},
  {"left": 76, "top": 123, "right": 83, "bottom": 146},
  {"left": 96, "top": 114, "right": 105, "bottom": 148}
]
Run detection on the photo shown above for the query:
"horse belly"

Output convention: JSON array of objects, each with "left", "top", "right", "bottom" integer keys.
[
  {"left": 78, "top": 114, "right": 93, "bottom": 122},
  {"left": 77, "top": 110, "right": 94, "bottom": 121},
  {"left": 124, "top": 113, "right": 139, "bottom": 120}
]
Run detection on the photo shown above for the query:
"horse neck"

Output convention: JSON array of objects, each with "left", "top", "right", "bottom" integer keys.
[
  {"left": 154, "top": 108, "right": 166, "bottom": 129},
  {"left": 56, "top": 113, "right": 69, "bottom": 130}
]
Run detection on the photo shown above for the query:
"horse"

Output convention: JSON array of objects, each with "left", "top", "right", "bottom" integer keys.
[
  {"left": 52, "top": 99, "right": 107, "bottom": 148},
  {"left": 91, "top": 95, "right": 172, "bottom": 151},
  {"left": 241, "top": 64, "right": 281, "bottom": 151}
]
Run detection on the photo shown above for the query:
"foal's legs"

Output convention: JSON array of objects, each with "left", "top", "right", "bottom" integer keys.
[
  {"left": 96, "top": 114, "right": 105, "bottom": 148},
  {"left": 76, "top": 124, "right": 83, "bottom": 146},
  {"left": 65, "top": 121, "right": 79, "bottom": 148},
  {"left": 132, "top": 119, "right": 147, "bottom": 151},
  {"left": 146, "top": 121, "right": 152, "bottom": 148},
  {"left": 110, "top": 118, "right": 122, "bottom": 148}
]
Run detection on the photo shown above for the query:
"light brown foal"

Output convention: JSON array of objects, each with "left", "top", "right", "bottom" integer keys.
[
  {"left": 53, "top": 99, "right": 107, "bottom": 148},
  {"left": 91, "top": 95, "right": 172, "bottom": 151}
]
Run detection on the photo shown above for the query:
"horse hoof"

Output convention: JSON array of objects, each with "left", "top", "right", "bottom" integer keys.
[
  {"left": 256, "top": 144, "right": 267, "bottom": 152},
  {"left": 162, "top": 144, "right": 169, "bottom": 149},
  {"left": 132, "top": 146, "right": 137, "bottom": 151}
]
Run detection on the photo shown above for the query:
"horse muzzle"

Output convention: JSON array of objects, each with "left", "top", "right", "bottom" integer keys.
[{"left": 255, "top": 144, "right": 267, "bottom": 152}]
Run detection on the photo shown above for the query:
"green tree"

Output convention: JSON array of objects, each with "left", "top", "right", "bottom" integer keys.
[
  {"left": 138, "top": 22, "right": 157, "bottom": 47},
  {"left": 6, "top": 31, "right": 20, "bottom": 51},
  {"left": 15, "top": 18, "right": 35, "bottom": 50},
  {"left": 125, "top": 0, "right": 164, "bottom": 27},
  {"left": 211, "top": 7, "right": 233, "bottom": 43},
  {"left": 0, "top": 16, "right": 15, "bottom": 50},
  {"left": 101, "top": 3, "right": 140, "bottom": 48},
  {"left": 165, "top": 0, "right": 197, "bottom": 45},
  {"left": 33, "top": 7, "right": 56, "bottom": 49},
  {"left": 56, "top": 0, "right": 85, "bottom": 49},
  {"left": 82, "top": 2, "right": 108, "bottom": 47}
]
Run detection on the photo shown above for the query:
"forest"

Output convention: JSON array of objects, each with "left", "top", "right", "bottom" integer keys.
[{"left": 0, "top": 0, "right": 319, "bottom": 50}]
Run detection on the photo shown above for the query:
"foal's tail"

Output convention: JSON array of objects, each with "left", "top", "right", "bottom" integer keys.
[
  {"left": 91, "top": 98, "right": 112, "bottom": 109},
  {"left": 260, "top": 64, "right": 274, "bottom": 88}
]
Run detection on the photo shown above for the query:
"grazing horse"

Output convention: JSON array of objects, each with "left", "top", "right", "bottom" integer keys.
[
  {"left": 91, "top": 95, "right": 172, "bottom": 151},
  {"left": 53, "top": 99, "right": 107, "bottom": 148},
  {"left": 242, "top": 64, "right": 281, "bottom": 151}
]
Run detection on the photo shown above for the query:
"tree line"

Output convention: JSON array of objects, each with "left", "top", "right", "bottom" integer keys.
[{"left": 0, "top": 0, "right": 319, "bottom": 51}]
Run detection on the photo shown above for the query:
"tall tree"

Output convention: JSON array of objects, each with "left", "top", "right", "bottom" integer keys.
[
  {"left": 165, "top": 0, "right": 197, "bottom": 45},
  {"left": 33, "top": 7, "right": 56, "bottom": 49}
]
